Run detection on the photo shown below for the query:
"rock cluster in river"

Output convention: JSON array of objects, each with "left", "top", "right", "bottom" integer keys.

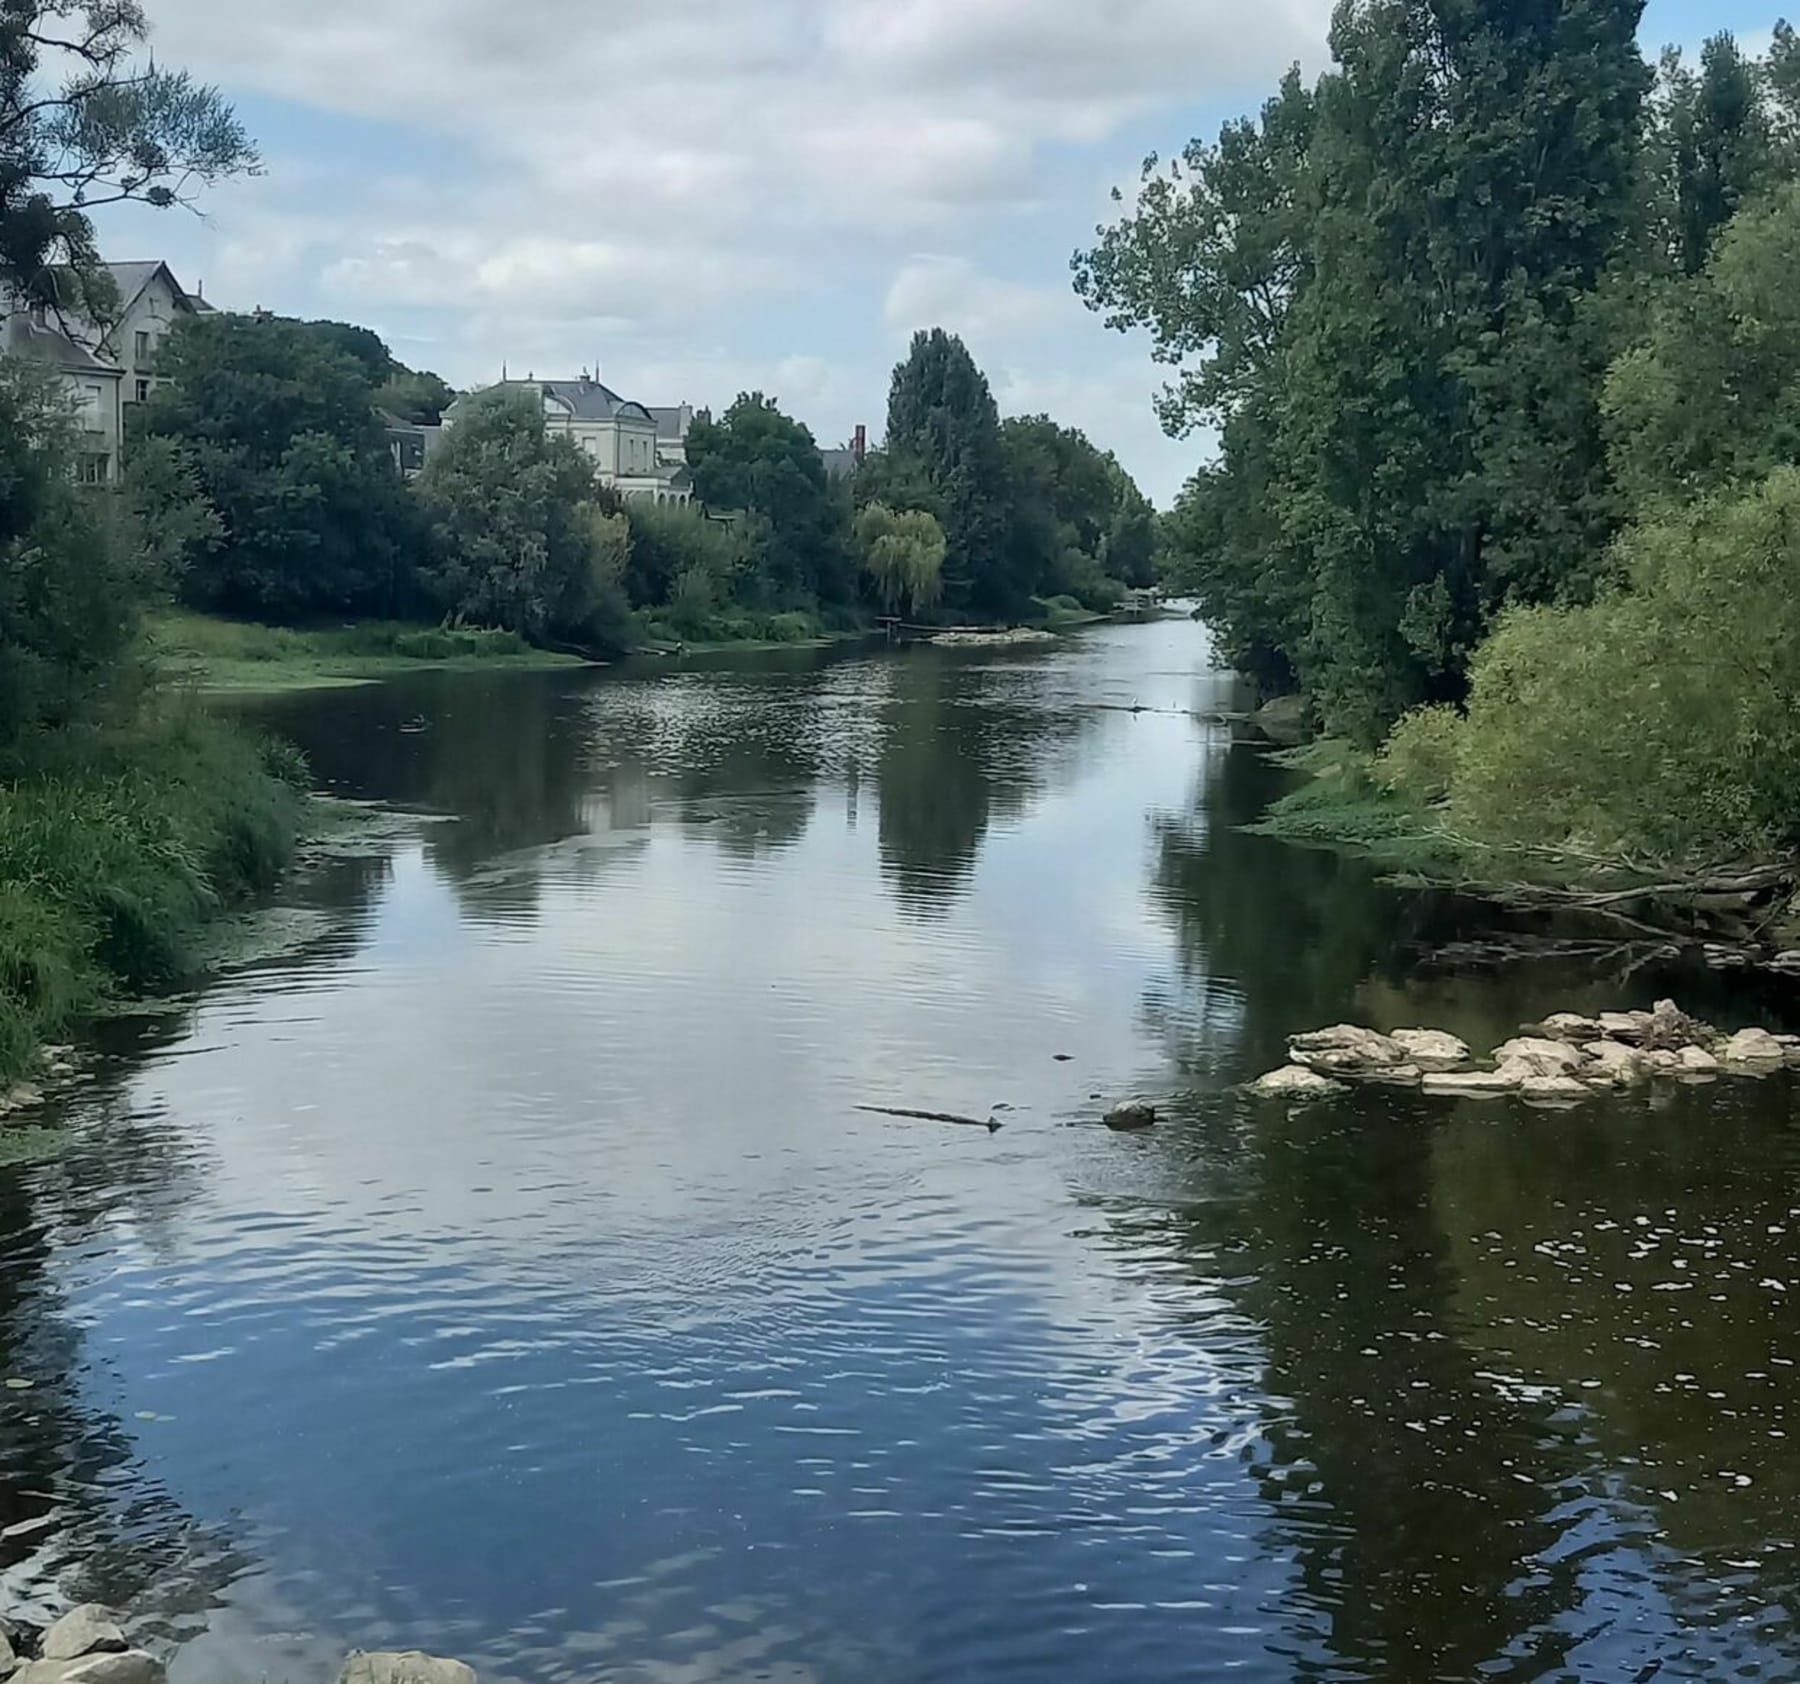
[
  {"left": 0, "top": 1609, "right": 475, "bottom": 1684},
  {"left": 1248, "top": 1000, "right": 1800, "bottom": 1105}
]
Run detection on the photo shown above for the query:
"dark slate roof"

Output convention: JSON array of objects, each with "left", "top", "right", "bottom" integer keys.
[
  {"left": 648, "top": 404, "right": 693, "bottom": 440},
  {"left": 2, "top": 312, "right": 120, "bottom": 374},
  {"left": 449, "top": 378, "right": 658, "bottom": 426},
  {"left": 819, "top": 447, "right": 861, "bottom": 481}
]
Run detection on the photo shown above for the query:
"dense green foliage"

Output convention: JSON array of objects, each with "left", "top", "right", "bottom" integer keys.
[
  {"left": 686, "top": 394, "right": 855, "bottom": 607},
  {"left": 1381, "top": 186, "right": 1800, "bottom": 867},
  {"left": 417, "top": 388, "right": 632, "bottom": 650},
  {"left": 1085, "top": 6, "right": 1800, "bottom": 869},
  {"left": 133, "top": 313, "right": 424, "bottom": 619},
  {"left": 0, "top": 365, "right": 144, "bottom": 752},
  {"left": 863, "top": 330, "right": 1156, "bottom": 621}
]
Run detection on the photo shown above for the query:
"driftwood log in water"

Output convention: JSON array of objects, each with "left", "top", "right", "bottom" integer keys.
[{"left": 857, "top": 1104, "right": 1002, "bottom": 1133}]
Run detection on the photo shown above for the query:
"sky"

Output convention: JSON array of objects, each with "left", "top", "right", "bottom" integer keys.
[{"left": 96, "top": 0, "right": 1780, "bottom": 507}]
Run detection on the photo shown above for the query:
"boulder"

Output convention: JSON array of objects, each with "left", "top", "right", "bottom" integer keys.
[
  {"left": 1103, "top": 1101, "right": 1157, "bottom": 1130},
  {"left": 1246, "top": 1067, "right": 1345, "bottom": 1100},
  {"left": 1676, "top": 1044, "right": 1722, "bottom": 1075},
  {"left": 1721, "top": 1027, "right": 1786, "bottom": 1070},
  {"left": 1539, "top": 1012, "right": 1603, "bottom": 1041},
  {"left": 1, "top": 1629, "right": 15, "bottom": 1679},
  {"left": 1388, "top": 1029, "right": 1472, "bottom": 1071},
  {"left": 0, "top": 1084, "right": 43, "bottom": 1115},
  {"left": 42, "top": 1610, "right": 125, "bottom": 1663},
  {"left": 1421, "top": 1069, "right": 1523, "bottom": 1098},
  {"left": 1581, "top": 1041, "right": 1647, "bottom": 1087},
  {"left": 1643, "top": 999, "right": 1718, "bottom": 1051},
  {"left": 1491, "top": 1038, "right": 1584, "bottom": 1078},
  {"left": 13, "top": 1655, "right": 164, "bottom": 1684},
  {"left": 1597, "top": 1011, "right": 1655, "bottom": 1043},
  {"left": 1768, "top": 951, "right": 1800, "bottom": 975},
  {"left": 1287, "top": 1025, "right": 1408, "bottom": 1078},
  {"left": 339, "top": 1656, "right": 477, "bottom": 1684},
  {"left": 1644, "top": 1049, "right": 1682, "bottom": 1074},
  {"left": 1521, "top": 1075, "right": 1592, "bottom": 1106}
]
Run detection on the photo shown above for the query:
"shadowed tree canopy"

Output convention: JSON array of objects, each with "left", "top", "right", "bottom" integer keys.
[
  {"left": 877, "top": 329, "right": 1018, "bottom": 619},
  {"left": 686, "top": 392, "right": 853, "bottom": 605},
  {"left": 132, "top": 314, "right": 421, "bottom": 620}
]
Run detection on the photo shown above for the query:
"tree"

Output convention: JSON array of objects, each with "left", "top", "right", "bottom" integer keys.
[
  {"left": 1605, "top": 182, "right": 1800, "bottom": 506},
  {"left": 854, "top": 503, "right": 944, "bottom": 617},
  {"left": 0, "top": 363, "right": 141, "bottom": 753},
  {"left": 685, "top": 393, "right": 852, "bottom": 605},
  {"left": 998, "top": 415, "right": 1155, "bottom": 606},
  {"left": 1, "top": 1, "right": 257, "bottom": 309},
  {"left": 132, "top": 314, "right": 421, "bottom": 619},
  {"left": 880, "top": 329, "right": 1017, "bottom": 618},
  {"left": 1079, "top": 0, "right": 1652, "bottom": 739},
  {"left": 1652, "top": 35, "right": 1774, "bottom": 275},
  {"left": 417, "top": 387, "right": 628, "bottom": 649},
  {"left": 375, "top": 365, "right": 456, "bottom": 426}
]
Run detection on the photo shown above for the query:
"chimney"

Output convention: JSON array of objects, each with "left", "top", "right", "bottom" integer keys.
[{"left": 852, "top": 423, "right": 867, "bottom": 465}]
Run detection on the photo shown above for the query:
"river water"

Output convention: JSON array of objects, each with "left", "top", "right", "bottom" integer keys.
[{"left": 1, "top": 618, "right": 1797, "bottom": 1684}]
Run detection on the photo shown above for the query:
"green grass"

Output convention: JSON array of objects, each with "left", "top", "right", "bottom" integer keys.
[
  {"left": 149, "top": 611, "right": 591, "bottom": 692},
  {"left": 636, "top": 607, "right": 872, "bottom": 654},
  {"left": 0, "top": 710, "right": 306, "bottom": 1087}
]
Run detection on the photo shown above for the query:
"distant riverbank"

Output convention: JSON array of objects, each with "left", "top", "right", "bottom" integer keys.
[{"left": 149, "top": 612, "right": 592, "bottom": 694}]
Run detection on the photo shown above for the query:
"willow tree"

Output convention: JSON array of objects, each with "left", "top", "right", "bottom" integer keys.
[{"left": 854, "top": 502, "right": 945, "bottom": 618}]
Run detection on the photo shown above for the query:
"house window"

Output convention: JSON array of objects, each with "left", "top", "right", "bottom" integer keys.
[
  {"left": 135, "top": 378, "right": 150, "bottom": 403},
  {"left": 134, "top": 331, "right": 151, "bottom": 362},
  {"left": 73, "top": 383, "right": 103, "bottom": 424},
  {"left": 77, "top": 454, "right": 109, "bottom": 485}
]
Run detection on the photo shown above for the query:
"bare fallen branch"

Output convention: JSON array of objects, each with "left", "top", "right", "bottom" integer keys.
[{"left": 856, "top": 1104, "right": 1001, "bottom": 1133}]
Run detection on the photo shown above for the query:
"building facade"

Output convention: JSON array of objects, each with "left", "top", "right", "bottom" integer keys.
[{"left": 444, "top": 376, "right": 693, "bottom": 503}]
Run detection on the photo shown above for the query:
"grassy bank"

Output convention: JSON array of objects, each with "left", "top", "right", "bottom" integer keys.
[
  {"left": 150, "top": 611, "right": 591, "bottom": 693},
  {"left": 0, "top": 712, "right": 307, "bottom": 1085}
]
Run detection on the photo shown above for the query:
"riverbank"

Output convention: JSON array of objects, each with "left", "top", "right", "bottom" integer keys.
[
  {"left": 1246, "top": 736, "right": 1800, "bottom": 965},
  {"left": 0, "top": 711, "right": 307, "bottom": 1088},
  {"left": 149, "top": 612, "right": 591, "bottom": 694}
]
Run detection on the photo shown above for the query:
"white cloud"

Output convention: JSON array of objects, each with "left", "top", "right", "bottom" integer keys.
[{"left": 884, "top": 257, "right": 1071, "bottom": 344}]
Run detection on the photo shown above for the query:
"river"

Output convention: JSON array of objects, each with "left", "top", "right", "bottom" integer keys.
[{"left": 0, "top": 618, "right": 1796, "bottom": 1684}]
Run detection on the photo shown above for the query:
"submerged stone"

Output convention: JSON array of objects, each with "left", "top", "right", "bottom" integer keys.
[
  {"left": 340, "top": 1655, "right": 477, "bottom": 1684},
  {"left": 1104, "top": 1100, "right": 1158, "bottom": 1130}
]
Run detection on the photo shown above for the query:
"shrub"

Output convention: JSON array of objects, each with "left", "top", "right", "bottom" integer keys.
[{"left": 1376, "top": 704, "right": 1464, "bottom": 805}]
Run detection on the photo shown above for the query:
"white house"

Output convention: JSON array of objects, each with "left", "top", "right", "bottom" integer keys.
[
  {"left": 444, "top": 375, "right": 693, "bottom": 503},
  {"left": 0, "top": 258, "right": 209, "bottom": 483},
  {"left": 85, "top": 260, "right": 208, "bottom": 408},
  {"left": 0, "top": 302, "right": 124, "bottom": 482}
]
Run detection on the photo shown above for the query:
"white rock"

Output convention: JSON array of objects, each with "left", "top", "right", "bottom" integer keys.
[
  {"left": 1521, "top": 1075, "right": 1592, "bottom": 1105},
  {"left": 1246, "top": 1066, "right": 1345, "bottom": 1100},
  {"left": 1421, "top": 1069, "right": 1523, "bottom": 1098},
  {"left": 1354, "top": 1064, "right": 1423, "bottom": 1087},
  {"left": 1581, "top": 1041, "right": 1646, "bottom": 1086},
  {"left": 1644, "top": 1049, "right": 1682, "bottom": 1075},
  {"left": 0, "top": 1629, "right": 15, "bottom": 1678},
  {"left": 1676, "top": 1045, "right": 1721, "bottom": 1074},
  {"left": 1722, "top": 1028, "right": 1787, "bottom": 1069},
  {"left": 0, "top": 1084, "right": 43, "bottom": 1115},
  {"left": 42, "top": 1610, "right": 125, "bottom": 1663},
  {"left": 1104, "top": 1100, "right": 1157, "bottom": 1130},
  {"left": 340, "top": 1655, "right": 477, "bottom": 1684},
  {"left": 1492, "top": 1038, "right": 1584, "bottom": 1077},
  {"left": 15, "top": 1656, "right": 166, "bottom": 1684},
  {"left": 1389, "top": 1029, "right": 1472, "bottom": 1071},
  {"left": 1287, "top": 1025, "right": 1408, "bottom": 1076},
  {"left": 1597, "top": 1011, "right": 1655, "bottom": 1042},
  {"left": 1541, "top": 1012, "right": 1603, "bottom": 1040}
]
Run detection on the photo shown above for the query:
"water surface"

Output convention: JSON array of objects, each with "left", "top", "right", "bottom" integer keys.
[{"left": 1, "top": 621, "right": 1796, "bottom": 1683}]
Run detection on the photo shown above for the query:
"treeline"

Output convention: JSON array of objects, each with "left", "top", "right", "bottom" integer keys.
[
  {"left": 1081, "top": 8, "right": 1800, "bottom": 868},
  {"left": 126, "top": 315, "right": 1158, "bottom": 652}
]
